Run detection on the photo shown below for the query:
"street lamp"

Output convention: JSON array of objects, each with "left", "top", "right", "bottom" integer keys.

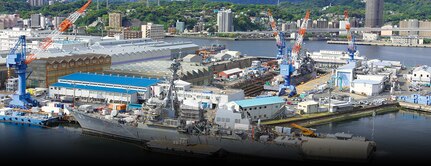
[{"left": 73, "top": 83, "right": 76, "bottom": 108}]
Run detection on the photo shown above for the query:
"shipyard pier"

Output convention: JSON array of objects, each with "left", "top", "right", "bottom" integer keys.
[
  {"left": 2, "top": 28, "right": 422, "bottom": 163},
  {"left": 3, "top": 1, "right": 431, "bottom": 163}
]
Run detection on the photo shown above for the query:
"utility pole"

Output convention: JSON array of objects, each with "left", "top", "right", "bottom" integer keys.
[
  {"left": 97, "top": 0, "right": 99, "bottom": 10},
  {"left": 158, "top": 0, "right": 160, "bottom": 6},
  {"left": 278, "top": 0, "right": 280, "bottom": 6},
  {"left": 147, "top": 0, "right": 150, "bottom": 7},
  {"left": 106, "top": 0, "right": 109, "bottom": 9},
  {"left": 73, "top": 83, "right": 76, "bottom": 107}
]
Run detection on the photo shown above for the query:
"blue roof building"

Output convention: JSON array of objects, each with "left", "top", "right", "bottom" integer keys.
[
  {"left": 49, "top": 72, "right": 161, "bottom": 104},
  {"left": 59, "top": 72, "right": 160, "bottom": 89},
  {"left": 227, "top": 96, "right": 286, "bottom": 122},
  {"left": 234, "top": 97, "right": 285, "bottom": 108}
]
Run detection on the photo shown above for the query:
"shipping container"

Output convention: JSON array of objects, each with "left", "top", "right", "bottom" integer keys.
[{"left": 108, "top": 104, "right": 127, "bottom": 111}]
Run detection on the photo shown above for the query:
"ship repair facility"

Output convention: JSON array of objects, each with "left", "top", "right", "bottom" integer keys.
[{"left": 48, "top": 72, "right": 160, "bottom": 104}]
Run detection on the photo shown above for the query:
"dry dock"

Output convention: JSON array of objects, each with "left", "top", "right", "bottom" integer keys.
[
  {"left": 262, "top": 103, "right": 399, "bottom": 127},
  {"left": 295, "top": 73, "right": 331, "bottom": 94},
  {"left": 399, "top": 102, "right": 431, "bottom": 113}
]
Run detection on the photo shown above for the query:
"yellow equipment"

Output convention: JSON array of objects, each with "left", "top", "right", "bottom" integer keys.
[{"left": 290, "top": 123, "right": 317, "bottom": 137}]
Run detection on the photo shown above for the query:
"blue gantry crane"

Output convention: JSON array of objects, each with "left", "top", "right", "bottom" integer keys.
[
  {"left": 6, "top": 35, "right": 39, "bottom": 108},
  {"left": 5, "top": 0, "right": 92, "bottom": 109},
  {"left": 268, "top": 10, "right": 286, "bottom": 60},
  {"left": 276, "top": 10, "right": 310, "bottom": 97}
]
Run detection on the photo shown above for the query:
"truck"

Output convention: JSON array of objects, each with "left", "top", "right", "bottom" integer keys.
[
  {"left": 34, "top": 88, "right": 48, "bottom": 97},
  {"left": 60, "top": 96, "right": 74, "bottom": 103}
]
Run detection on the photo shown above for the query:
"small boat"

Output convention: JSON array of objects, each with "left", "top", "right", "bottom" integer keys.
[{"left": 0, "top": 108, "right": 59, "bottom": 127}]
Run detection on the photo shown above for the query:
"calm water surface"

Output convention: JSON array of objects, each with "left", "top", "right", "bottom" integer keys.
[
  {"left": 1, "top": 38, "right": 431, "bottom": 163},
  {"left": 165, "top": 37, "right": 431, "bottom": 67}
]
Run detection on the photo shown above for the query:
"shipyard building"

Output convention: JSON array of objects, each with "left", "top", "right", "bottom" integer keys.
[
  {"left": 0, "top": 61, "right": 8, "bottom": 89},
  {"left": 1, "top": 28, "right": 198, "bottom": 64},
  {"left": 36, "top": 38, "right": 198, "bottom": 65},
  {"left": 28, "top": 54, "right": 111, "bottom": 88},
  {"left": 225, "top": 96, "right": 286, "bottom": 122},
  {"left": 105, "top": 60, "right": 212, "bottom": 86},
  {"left": 335, "top": 62, "right": 357, "bottom": 88},
  {"left": 308, "top": 50, "right": 365, "bottom": 69},
  {"left": 406, "top": 65, "right": 431, "bottom": 85},
  {"left": 49, "top": 73, "right": 160, "bottom": 104},
  {"left": 350, "top": 75, "right": 386, "bottom": 96},
  {"left": 152, "top": 80, "right": 245, "bottom": 109}
]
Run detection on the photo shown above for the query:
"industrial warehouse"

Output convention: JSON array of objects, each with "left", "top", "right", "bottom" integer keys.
[
  {"left": 27, "top": 53, "right": 111, "bottom": 88},
  {"left": 36, "top": 38, "right": 198, "bottom": 65},
  {"left": 49, "top": 72, "right": 160, "bottom": 104},
  {"left": 2, "top": 0, "right": 431, "bottom": 164},
  {"left": 105, "top": 60, "right": 213, "bottom": 85}
]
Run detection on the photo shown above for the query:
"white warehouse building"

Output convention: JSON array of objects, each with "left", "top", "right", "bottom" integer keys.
[
  {"left": 335, "top": 62, "right": 357, "bottom": 87},
  {"left": 350, "top": 75, "right": 386, "bottom": 96},
  {"left": 407, "top": 65, "right": 431, "bottom": 85},
  {"left": 152, "top": 80, "right": 245, "bottom": 109},
  {"left": 214, "top": 106, "right": 251, "bottom": 130},
  {"left": 37, "top": 38, "right": 198, "bottom": 65},
  {"left": 297, "top": 100, "right": 319, "bottom": 114},
  {"left": 49, "top": 73, "right": 160, "bottom": 104},
  {"left": 226, "top": 96, "right": 286, "bottom": 122}
]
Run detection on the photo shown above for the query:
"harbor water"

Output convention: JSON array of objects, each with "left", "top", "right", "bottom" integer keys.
[
  {"left": 313, "top": 110, "right": 431, "bottom": 163},
  {"left": 1, "top": 110, "right": 431, "bottom": 163},
  {"left": 2, "top": 38, "right": 431, "bottom": 163},
  {"left": 165, "top": 37, "right": 431, "bottom": 67}
]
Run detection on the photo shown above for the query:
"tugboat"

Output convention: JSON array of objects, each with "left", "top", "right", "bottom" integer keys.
[
  {"left": 0, "top": 108, "right": 59, "bottom": 127},
  {"left": 1, "top": 35, "right": 62, "bottom": 127}
]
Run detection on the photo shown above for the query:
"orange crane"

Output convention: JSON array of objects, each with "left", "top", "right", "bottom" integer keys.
[
  {"left": 292, "top": 10, "right": 310, "bottom": 61},
  {"left": 290, "top": 123, "right": 317, "bottom": 137},
  {"left": 344, "top": 9, "right": 357, "bottom": 61},
  {"left": 5, "top": 0, "right": 92, "bottom": 108},
  {"left": 25, "top": 0, "right": 93, "bottom": 64},
  {"left": 278, "top": 10, "right": 310, "bottom": 97}
]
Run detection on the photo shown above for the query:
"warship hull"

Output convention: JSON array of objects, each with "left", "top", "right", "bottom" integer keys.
[
  {"left": 72, "top": 110, "right": 376, "bottom": 162},
  {"left": 71, "top": 110, "right": 304, "bottom": 160}
]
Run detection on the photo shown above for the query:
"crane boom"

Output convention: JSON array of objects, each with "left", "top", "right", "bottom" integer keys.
[
  {"left": 25, "top": 0, "right": 92, "bottom": 64},
  {"left": 268, "top": 9, "right": 285, "bottom": 60},
  {"left": 268, "top": 10, "right": 281, "bottom": 46},
  {"left": 344, "top": 9, "right": 357, "bottom": 61},
  {"left": 292, "top": 10, "right": 310, "bottom": 59},
  {"left": 290, "top": 123, "right": 316, "bottom": 137},
  {"left": 278, "top": 10, "right": 310, "bottom": 97}
]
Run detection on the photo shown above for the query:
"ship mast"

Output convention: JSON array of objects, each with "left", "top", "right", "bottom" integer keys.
[{"left": 164, "top": 58, "right": 181, "bottom": 118}]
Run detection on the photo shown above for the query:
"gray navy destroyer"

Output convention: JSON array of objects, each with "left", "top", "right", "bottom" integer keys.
[{"left": 70, "top": 59, "right": 376, "bottom": 162}]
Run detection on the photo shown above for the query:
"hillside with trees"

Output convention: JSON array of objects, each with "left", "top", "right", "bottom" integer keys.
[{"left": 1, "top": 0, "right": 431, "bottom": 32}]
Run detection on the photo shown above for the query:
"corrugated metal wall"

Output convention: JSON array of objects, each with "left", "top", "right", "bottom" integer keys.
[{"left": 28, "top": 54, "right": 111, "bottom": 88}]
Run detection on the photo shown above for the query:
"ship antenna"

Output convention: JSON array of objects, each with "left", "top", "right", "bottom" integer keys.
[
  {"left": 372, "top": 110, "right": 376, "bottom": 141},
  {"left": 164, "top": 54, "right": 181, "bottom": 118}
]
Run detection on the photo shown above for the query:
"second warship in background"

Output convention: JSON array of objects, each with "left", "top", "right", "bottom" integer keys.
[{"left": 70, "top": 59, "right": 376, "bottom": 162}]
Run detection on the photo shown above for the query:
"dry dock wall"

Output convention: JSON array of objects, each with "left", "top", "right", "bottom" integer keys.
[
  {"left": 210, "top": 57, "right": 257, "bottom": 73},
  {"left": 399, "top": 102, "right": 431, "bottom": 112},
  {"left": 209, "top": 57, "right": 275, "bottom": 73}
]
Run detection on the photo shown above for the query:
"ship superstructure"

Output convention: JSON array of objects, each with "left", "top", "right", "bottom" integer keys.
[{"left": 70, "top": 59, "right": 376, "bottom": 162}]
